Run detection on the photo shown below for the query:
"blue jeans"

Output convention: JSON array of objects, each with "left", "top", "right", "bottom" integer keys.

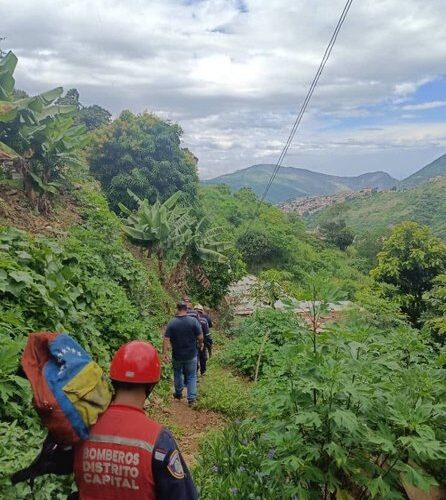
[{"left": 172, "top": 357, "right": 197, "bottom": 402}]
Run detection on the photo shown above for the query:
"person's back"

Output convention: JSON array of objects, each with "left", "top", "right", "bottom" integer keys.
[
  {"left": 14, "top": 340, "right": 198, "bottom": 499},
  {"left": 74, "top": 403, "right": 160, "bottom": 499},
  {"left": 165, "top": 315, "right": 201, "bottom": 361},
  {"left": 163, "top": 302, "right": 203, "bottom": 406},
  {"left": 74, "top": 402, "right": 196, "bottom": 499}
]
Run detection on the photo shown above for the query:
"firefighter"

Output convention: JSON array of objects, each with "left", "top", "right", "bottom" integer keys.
[{"left": 73, "top": 340, "right": 198, "bottom": 499}]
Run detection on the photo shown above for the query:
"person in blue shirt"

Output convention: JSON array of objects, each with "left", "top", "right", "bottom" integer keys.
[
  {"left": 162, "top": 301, "right": 203, "bottom": 407},
  {"left": 194, "top": 304, "right": 211, "bottom": 376}
]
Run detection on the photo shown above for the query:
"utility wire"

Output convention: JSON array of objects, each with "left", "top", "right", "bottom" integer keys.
[{"left": 250, "top": 0, "right": 354, "bottom": 225}]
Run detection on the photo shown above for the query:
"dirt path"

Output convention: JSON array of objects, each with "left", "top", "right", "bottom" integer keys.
[{"left": 148, "top": 389, "right": 225, "bottom": 466}]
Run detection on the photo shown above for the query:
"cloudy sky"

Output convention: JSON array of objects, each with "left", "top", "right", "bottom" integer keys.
[{"left": 2, "top": 0, "right": 446, "bottom": 179}]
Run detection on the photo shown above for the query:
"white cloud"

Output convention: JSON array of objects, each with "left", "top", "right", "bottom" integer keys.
[
  {"left": 403, "top": 100, "right": 446, "bottom": 111},
  {"left": 1, "top": 0, "right": 446, "bottom": 179}
]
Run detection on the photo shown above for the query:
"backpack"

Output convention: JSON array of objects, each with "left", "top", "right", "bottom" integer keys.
[{"left": 22, "top": 332, "right": 111, "bottom": 445}]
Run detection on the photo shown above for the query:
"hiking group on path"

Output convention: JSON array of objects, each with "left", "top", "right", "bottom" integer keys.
[
  {"left": 12, "top": 294, "right": 214, "bottom": 499},
  {"left": 162, "top": 296, "right": 213, "bottom": 408}
]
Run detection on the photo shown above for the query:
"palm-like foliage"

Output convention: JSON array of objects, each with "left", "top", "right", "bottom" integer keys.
[
  {"left": 120, "top": 190, "right": 188, "bottom": 252},
  {"left": 187, "top": 218, "right": 232, "bottom": 264},
  {"left": 0, "top": 51, "right": 87, "bottom": 212},
  {"left": 120, "top": 191, "right": 232, "bottom": 286}
]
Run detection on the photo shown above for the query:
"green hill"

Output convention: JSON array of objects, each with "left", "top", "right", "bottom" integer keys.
[
  {"left": 203, "top": 164, "right": 398, "bottom": 203},
  {"left": 401, "top": 154, "right": 446, "bottom": 188},
  {"left": 306, "top": 177, "right": 446, "bottom": 239}
]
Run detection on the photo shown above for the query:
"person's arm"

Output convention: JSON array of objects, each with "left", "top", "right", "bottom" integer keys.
[
  {"left": 206, "top": 314, "right": 213, "bottom": 329},
  {"left": 11, "top": 435, "right": 74, "bottom": 485},
  {"left": 152, "top": 429, "right": 198, "bottom": 500},
  {"left": 162, "top": 323, "right": 171, "bottom": 363},
  {"left": 162, "top": 336, "right": 170, "bottom": 364},
  {"left": 195, "top": 319, "right": 204, "bottom": 350}
]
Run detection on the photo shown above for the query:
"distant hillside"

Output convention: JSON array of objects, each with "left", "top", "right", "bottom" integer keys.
[
  {"left": 280, "top": 189, "right": 375, "bottom": 216},
  {"left": 203, "top": 164, "right": 398, "bottom": 204},
  {"left": 401, "top": 154, "right": 446, "bottom": 188},
  {"left": 305, "top": 177, "right": 446, "bottom": 240}
]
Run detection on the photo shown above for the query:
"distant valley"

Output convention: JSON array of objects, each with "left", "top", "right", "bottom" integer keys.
[
  {"left": 304, "top": 176, "right": 446, "bottom": 240},
  {"left": 203, "top": 164, "right": 397, "bottom": 204},
  {"left": 203, "top": 153, "right": 446, "bottom": 204}
]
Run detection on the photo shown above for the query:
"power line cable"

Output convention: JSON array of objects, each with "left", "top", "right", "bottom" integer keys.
[{"left": 249, "top": 0, "right": 354, "bottom": 227}]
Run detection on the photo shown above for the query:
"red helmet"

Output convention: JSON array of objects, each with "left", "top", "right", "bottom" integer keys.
[{"left": 110, "top": 341, "right": 161, "bottom": 384}]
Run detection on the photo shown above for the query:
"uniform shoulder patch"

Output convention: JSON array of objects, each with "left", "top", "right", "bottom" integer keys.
[
  {"left": 167, "top": 449, "right": 185, "bottom": 479},
  {"left": 154, "top": 448, "right": 167, "bottom": 461}
]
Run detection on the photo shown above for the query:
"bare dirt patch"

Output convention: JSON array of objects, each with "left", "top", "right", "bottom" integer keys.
[
  {"left": 0, "top": 184, "right": 81, "bottom": 235},
  {"left": 147, "top": 393, "right": 225, "bottom": 466}
]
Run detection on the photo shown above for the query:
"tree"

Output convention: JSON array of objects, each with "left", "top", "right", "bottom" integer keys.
[
  {"left": 422, "top": 274, "right": 446, "bottom": 345},
  {"left": 371, "top": 222, "right": 446, "bottom": 326},
  {"left": 236, "top": 230, "right": 283, "bottom": 270},
  {"left": 56, "top": 88, "right": 81, "bottom": 108},
  {"left": 78, "top": 104, "right": 111, "bottom": 130},
  {"left": 353, "top": 228, "right": 389, "bottom": 272},
  {"left": 0, "top": 52, "right": 88, "bottom": 212},
  {"left": 120, "top": 190, "right": 189, "bottom": 277},
  {"left": 319, "top": 218, "right": 354, "bottom": 251},
  {"left": 88, "top": 111, "right": 199, "bottom": 211},
  {"left": 120, "top": 190, "right": 232, "bottom": 288},
  {"left": 57, "top": 88, "right": 111, "bottom": 130}
]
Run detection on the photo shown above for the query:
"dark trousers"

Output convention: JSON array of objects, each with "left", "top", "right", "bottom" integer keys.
[{"left": 198, "top": 348, "right": 207, "bottom": 375}]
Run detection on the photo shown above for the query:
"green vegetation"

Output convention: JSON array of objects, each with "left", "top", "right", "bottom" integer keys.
[
  {"left": 371, "top": 222, "right": 446, "bottom": 326},
  {"left": 195, "top": 363, "right": 252, "bottom": 418},
  {"left": 196, "top": 309, "right": 446, "bottom": 499},
  {"left": 200, "top": 185, "right": 363, "bottom": 299},
  {"left": 401, "top": 153, "right": 446, "bottom": 188},
  {"left": 319, "top": 218, "right": 355, "bottom": 251},
  {"left": 307, "top": 177, "right": 446, "bottom": 239},
  {"left": 203, "top": 164, "right": 397, "bottom": 203},
  {"left": 88, "top": 110, "right": 199, "bottom": 211},
  {"left": 56, "top": 88, "right": 112, "bottom": 130},
  {"left": 0, "top": 183, "right": 172, "bottom": 497},
  {"left": 220, "top": 309, "right": 303, "bottom": 380},
  {"left": 0, "top": 51, "right": 88, "bottom": 213},
  {"left": 422, "top": 274, "right": 446, "bottom": 345}
]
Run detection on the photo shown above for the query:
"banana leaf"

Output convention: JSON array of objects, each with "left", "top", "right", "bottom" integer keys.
[{"left": 0, "top": 141, "right": 19, "bottom": 159}]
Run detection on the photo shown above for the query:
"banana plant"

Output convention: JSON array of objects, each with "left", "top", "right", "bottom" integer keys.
[
  {"left": 120, "top": 190, "right": 191, "bottom": 277},
  {"left": 0, "top": 51, "right": 86, "bottom": 212},
  {"left": 167, "top": 217, "right": 232, "bottom": 290}
]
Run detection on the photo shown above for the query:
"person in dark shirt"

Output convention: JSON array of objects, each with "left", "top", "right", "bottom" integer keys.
[
  {"left": 162, "top": 301, "right": 203, "bottom": 407},
  {"left": 182, "top": 295, "right": 200, "bottom": 322},
  {"left": 204, "top": 310, "right": 213, "bottom": 329},
  {"left": 194, "top": 304, "right": 211, "bottom": 376},
  {"left": 204, "top": 308, "right": 213, "bottom": 357}
]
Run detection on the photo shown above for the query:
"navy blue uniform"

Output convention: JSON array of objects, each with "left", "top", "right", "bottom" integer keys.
[{"left": 152, "top": 428, "right": 198, "bottom": 499}]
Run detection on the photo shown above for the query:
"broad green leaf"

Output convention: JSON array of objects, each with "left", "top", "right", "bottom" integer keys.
[
  {"left": 8, "top": 270, "right": 34, "bottom": 284},
  {"left": 399, "top": 463, "right": 438, "bottom": 492},
  {"left": 367, "top": 476, "right": 390, "bottom": 498},
  {"left": 330, "top": 409, "right": 359, "bottom": 432}
]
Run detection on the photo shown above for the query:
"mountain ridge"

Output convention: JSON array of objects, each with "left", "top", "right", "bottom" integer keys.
[
  {"left": 400, "top": 154, "right": 446, "bottom": 188},
  {"left": 203, "top": 163, "right": 398, "bottom": 203}
]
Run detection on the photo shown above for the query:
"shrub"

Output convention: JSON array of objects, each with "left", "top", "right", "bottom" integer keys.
[
  {"left": 196, "top": 314, "right": 446, "bottom": 499},
  {"left": 220, "top": 309, "right": 303, "bottom": 379}
]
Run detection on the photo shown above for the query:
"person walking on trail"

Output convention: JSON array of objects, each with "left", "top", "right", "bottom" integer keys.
[
  {"left": 74, "top": 340, "right": 197, "bottom": 499},
  {"left": 204, "top": 308, "right": 213, "bottom": 330},
  {"left": 182, "top": 295, "right": 200, "bottom": 321},
  {"left": 163, "top": 301, "right": 203, "bottom": 407},
  {"left": 203, "top": 307, "right": 213, "bottom": 357},
  {"left": 194, "top": 304, "right": 212, "bottom": 376},
  {"left": 15, "top": 341, "right": 198, "bottom": 499}
]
